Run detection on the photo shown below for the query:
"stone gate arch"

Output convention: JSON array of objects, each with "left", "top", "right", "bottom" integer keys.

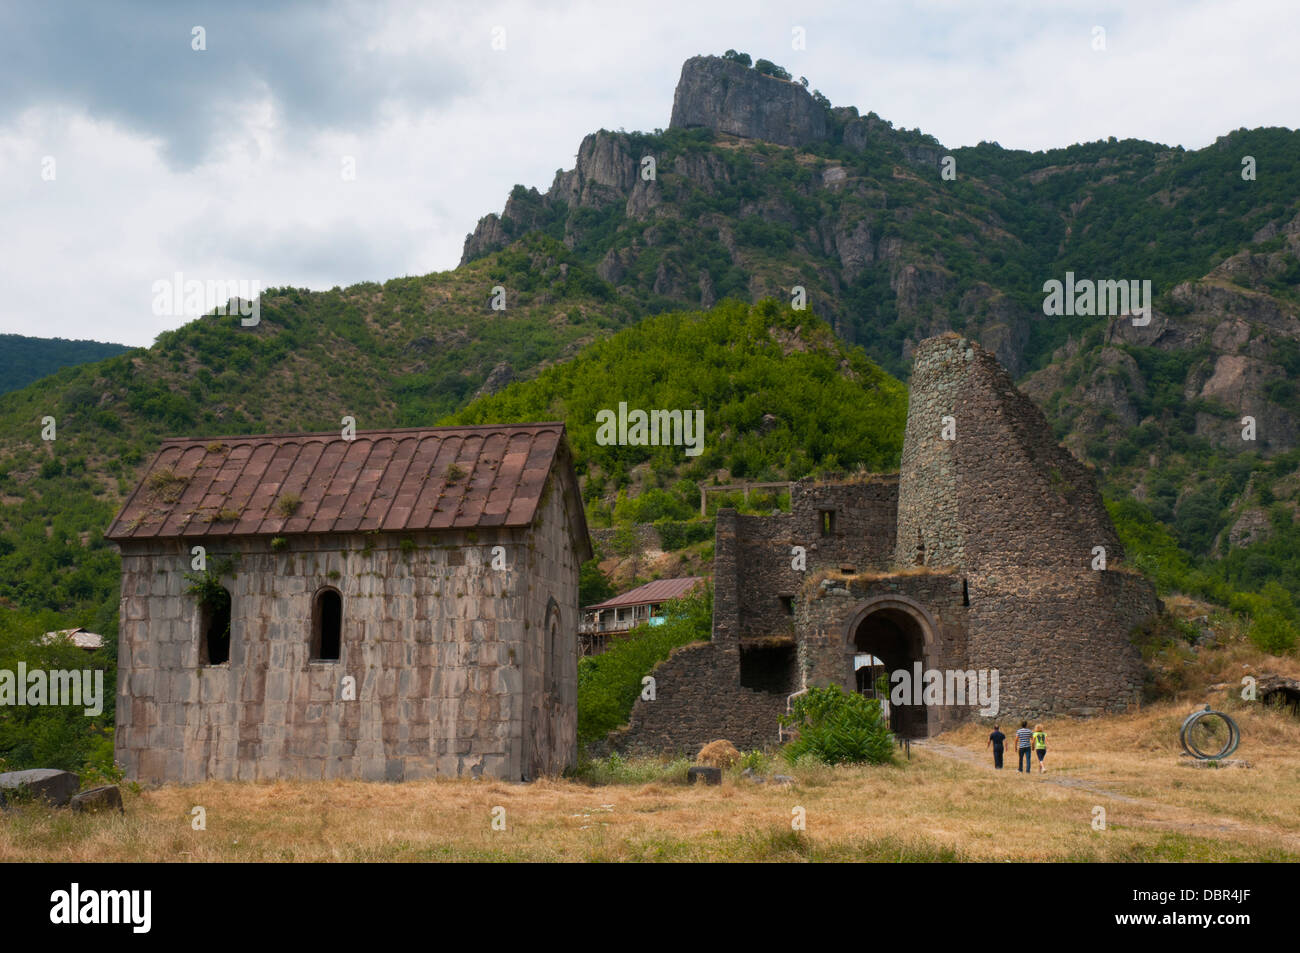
[{"left": 843, "top": 595, "right": 939, "bottom": 738}]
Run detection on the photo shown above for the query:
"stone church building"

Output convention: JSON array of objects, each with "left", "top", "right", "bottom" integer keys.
[
  {"left": 106, "top": 422, "right": 591, "bottom": 784},
  {"left": 614, "top": 335, "right": 1161, "bottom": 754}
]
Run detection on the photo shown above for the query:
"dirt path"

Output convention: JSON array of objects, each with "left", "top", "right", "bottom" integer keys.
[{"left": 914, "top": 740, "right": 1300, "bottom": 848}]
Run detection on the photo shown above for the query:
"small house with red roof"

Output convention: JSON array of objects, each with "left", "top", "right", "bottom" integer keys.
[
  {"left": 579, "top": 577, "right": 704, "bottom": 656},
  {"left": 106, "top": 422, "right": 591, "bottom": 784}
]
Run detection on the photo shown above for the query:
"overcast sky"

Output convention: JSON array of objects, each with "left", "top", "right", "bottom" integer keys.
[{"left": 1, "top": 0, "right": 1296, "bottom": 347}]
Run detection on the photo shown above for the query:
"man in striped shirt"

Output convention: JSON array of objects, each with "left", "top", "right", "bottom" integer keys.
[{"left": 1016, "top": 721, "right": 1034, "bottom": 773}]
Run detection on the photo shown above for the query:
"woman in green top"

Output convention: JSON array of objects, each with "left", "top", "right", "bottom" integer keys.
[{"left": 1032, "top": 723, "right": 1047, "bottom": 773}]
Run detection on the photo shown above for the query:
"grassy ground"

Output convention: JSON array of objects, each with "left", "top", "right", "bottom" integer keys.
[
  {"left": 3, "top": 690, "right": 1297, "bottom": 862},
  {"left": 4, "top": 602, "right": 1297, "bottom": 862}
]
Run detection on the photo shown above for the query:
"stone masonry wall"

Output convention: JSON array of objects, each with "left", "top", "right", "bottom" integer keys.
[
  {"left": 798, "top": 572, "right": 971, "bottom": 734},
  {"left": 793, "top": 478, "right": 898, "bottom": 573},
  {"left": 612, "top": 642, "right": 788, "bottom": 754},
  {"left": 731, "top": 511, "right": 800, "bottom": 642},
  {"left": 900, "top": 334, "right": 1122, "bottom": 573},
  {"left": 520, "top": 469, "right": 585, "bottom": 777},
  {"left": 894, "top": 344, "right": 962, "bottom": 569},
  {"left": 117, "top": 468, "right": 583, "bottom": 784},
  {"left": 964, "top": 567, "right": 1152, "bottom": 718},
  {"left": 588, "top": 523, "right": 661, "bottom": 556},
  {"left": 893, "top": 334, "right": 1156, "bottom": 719}
]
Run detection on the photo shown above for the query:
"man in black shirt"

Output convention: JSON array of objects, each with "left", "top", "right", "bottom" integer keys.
[{"left": 986, "top": 724, "right": 1006, "bottom": 769}]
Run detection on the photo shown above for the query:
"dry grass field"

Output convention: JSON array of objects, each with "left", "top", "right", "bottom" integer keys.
[{"left": 3, "top": 608, "right": 1297, "bottom": 863}]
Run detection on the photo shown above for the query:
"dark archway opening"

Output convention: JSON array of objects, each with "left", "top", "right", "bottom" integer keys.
[
  {"left": 312, "top": 588, "right": 342, "bottom": 661},
  {"left": 852, "top": 606, "right": 929, "bottom": 738},
  {"left": 200, "top": 587, "right": 232, "bottom": 665}
]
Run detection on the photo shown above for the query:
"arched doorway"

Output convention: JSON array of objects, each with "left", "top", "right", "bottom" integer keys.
[{"left": 845, "top": 597, "right": 936, "bottom": 739}]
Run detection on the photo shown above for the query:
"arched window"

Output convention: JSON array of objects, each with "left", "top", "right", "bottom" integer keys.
[
  {"left": 311, "top": 588, "right": 342, "bottom": 661},
  {"left": 199, "top": 587, "right": 232, "bottom": 665},
  {"left": 543, "top": 597, "right": 565, "bottom": 698}
]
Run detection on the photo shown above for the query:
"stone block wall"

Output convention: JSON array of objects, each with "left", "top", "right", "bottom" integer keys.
[
  {"left": 612, "top": 642, "right": 788, "bottom": 754},
  {"left": 797, "top": 571, "right": 971, "bottom": 734},
  {"left": 895, "top": 342, "right": 963, "bottom": 569},
  {"left": 898, "top": 335, "right": 1121, "bottom": 574},
  {"left": 588, "top": 523, "right": 661, "bottom": 556},
  {"left": 964, "top": 566, "right": 1155, "bottom": 718},
  {"left": 519, "top": 470, "right": 584, "bottom": 777},
  {"left": 117, "top": 471, "right": 582, "bottom": 784},
  {"left": 793, "top": 477, "right": 898, "bottom": 572}
]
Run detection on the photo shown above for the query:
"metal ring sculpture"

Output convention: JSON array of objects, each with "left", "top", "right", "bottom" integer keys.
[{"left": 1179, "top": 705, "right": 1240, "bottom": 760}]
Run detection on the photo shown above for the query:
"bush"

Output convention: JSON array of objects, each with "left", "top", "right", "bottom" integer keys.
[
  {"left": 779, "top": 684, "right": 894, "bottom": 766},
  {"left": 654, "top": 518, "right": 712, "bottom": 551},
  {"left": 1249, "top": 612, "right": 1297, "bottom": 654},
  {"left": 612, "top": 487, "right": 694, "bottom": 524}
]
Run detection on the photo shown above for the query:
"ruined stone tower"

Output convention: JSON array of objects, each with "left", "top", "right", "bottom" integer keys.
[
  {"left": 612, "top": 334, "right": 1159, "bottom": 754},
  {"left": 895, "top": 334, "right": 1154, "bottom": 717}
]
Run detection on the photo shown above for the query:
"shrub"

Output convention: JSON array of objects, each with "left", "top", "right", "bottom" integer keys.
[
  {"left": 1249, "top": 612, "right": 1297, "bottom": 654},
  {"left": 780, "top": 684, "right": 894, "bottom": 766},
  {"left": 183, "top": 555, "right": 237, "bottom": 610},
  {"left": 654, "top": 518, "right": 712, "bottom": 551},
  {"left": 612, "top": 487, "right": 694, "bottom": 524}
]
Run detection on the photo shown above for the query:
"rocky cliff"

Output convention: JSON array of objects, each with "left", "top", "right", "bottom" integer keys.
[{"left": 668, "top": 55, "right": 829, "bottom": 148}]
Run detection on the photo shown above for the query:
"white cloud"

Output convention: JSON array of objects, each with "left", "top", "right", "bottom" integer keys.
[{"left": 0, "top": 0, "right": 1296, "bottom": 346}]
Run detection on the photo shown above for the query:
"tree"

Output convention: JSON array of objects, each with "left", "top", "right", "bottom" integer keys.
[
  {"left": 722, "top": 49, "right": 752, "bottom": 67},
  {"left": 579, "top": 557, "right": 615, "bottom": 607},
  {"left": 753, "top": 58, "right": 792, "bottom": 81}
]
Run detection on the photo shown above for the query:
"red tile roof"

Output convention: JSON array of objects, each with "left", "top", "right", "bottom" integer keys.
[
  {"left": 585, "top": 577, "right": 704, "bottom": 611},
  {"left": 106, "top": 423, "right": 588, "bottom": 551}
]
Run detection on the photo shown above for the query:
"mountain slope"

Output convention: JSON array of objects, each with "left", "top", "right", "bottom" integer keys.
[
  {"left": 0, "top": 51, "right": 1297, "bottom": 649},
  {"left": 0, "top": 333, "right": 131, "bottom": 395}
]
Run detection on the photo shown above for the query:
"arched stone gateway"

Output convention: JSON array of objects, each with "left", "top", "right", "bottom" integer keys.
[{"left": 845, "top": 596, "right": 938, "bottom": 738}]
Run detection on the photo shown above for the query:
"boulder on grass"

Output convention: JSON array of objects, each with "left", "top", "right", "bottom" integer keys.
[
  {"left": 695, "top": 739, "right": 741, "bottom": 768},
  {"left": 0, "top": 768, "right": 81, "bottom": 807},
  {"left": 71, "top": 785, "right": 124, "bottom": 814}
]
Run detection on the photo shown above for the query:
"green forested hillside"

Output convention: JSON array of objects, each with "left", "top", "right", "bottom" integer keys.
[
  {"left": 0, "top": 333, "right": 130, "bottom": 395},
  {"left": 448, "top": 299, "right": 906, "bottom": 495}
]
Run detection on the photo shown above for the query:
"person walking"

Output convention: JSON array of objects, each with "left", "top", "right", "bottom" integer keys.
[
  {"left": 1033, "top": 723, "right": 1047, "bottom": 773},
  {"left": 987, "top": 724, "right": 1006, "bottom": 769},
  {"left": 1016, "top": 721, "right": 1034, "bottom": 773}
]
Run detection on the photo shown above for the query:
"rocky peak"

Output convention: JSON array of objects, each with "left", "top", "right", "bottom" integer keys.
[{"left": 669, "top": 55, "right": 829, "bottom": 148}]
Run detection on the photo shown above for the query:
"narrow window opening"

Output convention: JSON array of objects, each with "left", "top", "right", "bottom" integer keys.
[
  {"left": 819, "top": 509, "right": 836, "bottom": 536},
  {"left": 200, "top": 587, "right": 232, "bottom": 665},
  {"left": 312, "top": 588, "right": 342, "bottom": 661},
  {"left": 962, "top": 578, "right": 970, "bottom": 607},
  {"left": 548, "top": 616, "right": 561, "bottom": 692},
  {"left": 778, "top": 595, "right": 795, "bottom": 616}
]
